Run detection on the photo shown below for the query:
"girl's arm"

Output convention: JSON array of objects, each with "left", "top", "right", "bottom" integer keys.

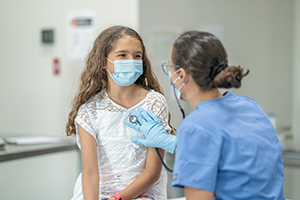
[
  {"left": 185, "top": 186, "right": 214, "bottom": 200},
  {"left": 78, "top": 124, "right": 99, "bottom": 200},
  {"left": 111, "top": 147, "right": 164, "bottom": 200}
]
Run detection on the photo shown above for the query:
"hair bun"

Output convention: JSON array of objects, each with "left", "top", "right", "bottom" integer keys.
[{"left": 213, "top": 66, "right": 249, "bottom": 89}]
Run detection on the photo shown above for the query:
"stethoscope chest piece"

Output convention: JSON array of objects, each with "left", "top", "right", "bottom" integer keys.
[{"left": 129, "top": 115, "right": 138, "bottom": 124}]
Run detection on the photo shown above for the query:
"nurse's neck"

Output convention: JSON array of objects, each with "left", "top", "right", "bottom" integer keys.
[{"left": 183, "top": 76, "right": 223, "bottom": 110}]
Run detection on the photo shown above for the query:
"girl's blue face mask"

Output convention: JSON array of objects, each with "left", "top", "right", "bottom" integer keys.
[{"left": 106, "top": 58, "right": 143, "bottom": 86}]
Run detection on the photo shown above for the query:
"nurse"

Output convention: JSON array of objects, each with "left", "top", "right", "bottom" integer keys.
[{"left": 124, "top": 31, "right": 286, "bottom": 200}]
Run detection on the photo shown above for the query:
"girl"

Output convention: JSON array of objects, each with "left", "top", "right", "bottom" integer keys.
[{"left": 66, "top": 26, "right": 173, "bottom": 200}]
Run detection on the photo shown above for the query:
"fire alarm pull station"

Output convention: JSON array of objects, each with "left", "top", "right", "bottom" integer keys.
[{"left": 53, "top": 58, "right": 60, "bottom": 75}]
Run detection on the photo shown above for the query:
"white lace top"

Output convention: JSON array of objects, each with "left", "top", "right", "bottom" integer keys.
[{"left": 71, "top": 90, "right": 171, "bottom": 200}]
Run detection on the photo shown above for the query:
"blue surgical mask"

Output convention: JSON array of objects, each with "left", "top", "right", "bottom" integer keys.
[
  {"left": 106, "top": 58, "right": 143, "bottom": 86},
  {"left": 168, "top": 69, "right": 186, "bottom": 100}
]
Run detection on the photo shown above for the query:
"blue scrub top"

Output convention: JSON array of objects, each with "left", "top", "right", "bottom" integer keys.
[{"left": 172, "top": 91, "right": 285, "bottom": 200}]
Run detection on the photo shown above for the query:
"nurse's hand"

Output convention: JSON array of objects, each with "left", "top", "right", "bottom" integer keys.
[{"left": 123, "top": 107, "right": 177, "bottom": 154}]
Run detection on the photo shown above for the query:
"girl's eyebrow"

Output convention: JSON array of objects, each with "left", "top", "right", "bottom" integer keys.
[
  {"left": 115, "top": 50, "right": 143, "bottom": 54},
  {"left": 115, "top": 50, "right": 129, "bottom": 54}
]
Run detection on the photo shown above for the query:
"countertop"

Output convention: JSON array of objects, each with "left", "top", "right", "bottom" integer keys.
[
  {"left": 0, "top": 137, "right": 78, "bottom": 163},
  {"left": 282, "top": 150, "right": 300, "bottom": 168},
  {"left": 0, "top": 137, "right": 299, "bottom": 167}
]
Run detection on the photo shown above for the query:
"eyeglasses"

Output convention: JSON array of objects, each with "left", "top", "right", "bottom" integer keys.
[{"left": 161, "top": 62, "right": 180, "bottom": 75}]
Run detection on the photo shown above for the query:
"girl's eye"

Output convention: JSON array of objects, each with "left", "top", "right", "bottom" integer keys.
[
  {"left": 118, "top": 54, "right": 126, "bottom": 57},
  {"left": 135, "top": 55, "right": 142, "bottom": 58}
]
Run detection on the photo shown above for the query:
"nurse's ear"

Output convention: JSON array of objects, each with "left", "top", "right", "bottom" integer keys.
[{"left": 178, "top": 68, "right": 188, "bottom": 82}]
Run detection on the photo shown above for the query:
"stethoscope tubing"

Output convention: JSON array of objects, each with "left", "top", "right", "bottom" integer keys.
[{"left": 129, "top": 86, "right": 185, "bottom": 173}]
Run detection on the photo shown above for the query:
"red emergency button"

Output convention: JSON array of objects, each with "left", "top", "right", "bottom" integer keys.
[{"left": 53, "top": 58, "right": 60, "bottom": 75}]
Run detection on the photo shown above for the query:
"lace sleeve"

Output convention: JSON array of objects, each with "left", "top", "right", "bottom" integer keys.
[
  {"left": 150, "top": 94, "right": 172, "bottom": 134},
  {"left": 75, "top": 103, "right": 98, "bottom": 148}
]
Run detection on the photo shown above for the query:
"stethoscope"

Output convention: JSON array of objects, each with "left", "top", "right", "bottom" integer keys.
[
  {"left": 129, "top": 114, "right": 173, "bottom": 172},
  {"left": 128, "top": 85, "right": 186, "bottom": 173},
  {"left": 129, "top": 115, "right": 140, "bottom": 125}
]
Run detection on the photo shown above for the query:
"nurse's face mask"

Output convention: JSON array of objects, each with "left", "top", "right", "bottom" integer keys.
[
  {"left": 106, "top": 58, "right": 143, "bottom": 87},
  {"left": 162, "top": 62, "right": 187, "bottom": 118},
  {"left": 168, "top": 67, "right": 188, "bottom": 101},
  {"left": 169, "top": 69, "right": 185, "bottom": 100}
]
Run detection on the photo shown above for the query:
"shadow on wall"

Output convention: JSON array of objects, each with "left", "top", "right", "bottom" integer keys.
[{"left": 165, "top": 152, "right": 185, "bottom": 199}]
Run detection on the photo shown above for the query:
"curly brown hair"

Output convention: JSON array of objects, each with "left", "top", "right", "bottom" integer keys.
[{"left": 66, "top": 25, "right": 174, "bottom": 136}]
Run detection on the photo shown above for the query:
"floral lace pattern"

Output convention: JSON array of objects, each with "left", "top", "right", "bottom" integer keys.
[{"left": 71, "top": 90, "right": 170, "bottom": 200}]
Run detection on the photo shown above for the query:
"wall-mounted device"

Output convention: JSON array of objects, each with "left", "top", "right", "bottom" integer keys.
[{"left": 42, "top": 29, "right": 54, "bottom": 44}]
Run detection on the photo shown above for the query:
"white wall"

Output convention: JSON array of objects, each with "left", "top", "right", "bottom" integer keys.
[
  {"left": 139, "top": 0, "right": 294, "bottom": 131},
  {"left": 0, "top": 0, "right": 139, "bottom": 137},
  {"left": 283, "top": 1, "right": 300, "bottom": 199},
  {"left": 292, "top": 0, "right": 300, "bottom": 152}
]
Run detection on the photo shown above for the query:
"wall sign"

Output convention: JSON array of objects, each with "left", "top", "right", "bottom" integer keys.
[{"left": 67, "top": 11, "right": 96, "bottom": 61}]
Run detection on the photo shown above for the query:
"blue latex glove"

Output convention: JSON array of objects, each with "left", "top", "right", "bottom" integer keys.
[{"left": 123, "top": 107, "right": 177, "bottom": 154}]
